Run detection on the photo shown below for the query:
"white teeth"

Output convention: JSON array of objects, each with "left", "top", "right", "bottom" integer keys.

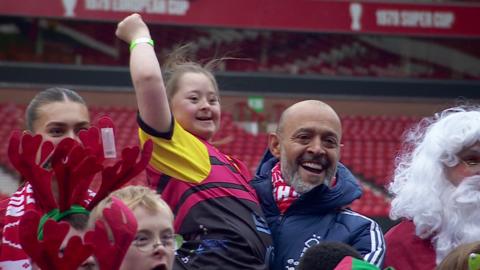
[{"left": 302, "top": 162, "right": 323, "bottom": 170}]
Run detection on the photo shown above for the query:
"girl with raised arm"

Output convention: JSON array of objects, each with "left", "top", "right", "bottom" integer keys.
[{"left": 116, "top": 13, "right": 272, "bottom": 270}]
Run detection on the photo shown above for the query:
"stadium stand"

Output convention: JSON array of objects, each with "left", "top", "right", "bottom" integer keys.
[
  {"left": 0, "top": 102, "right": 405, "bottom": 217},
  {"left": 1, "top": 17, "right": 479, "bottom": 80}
]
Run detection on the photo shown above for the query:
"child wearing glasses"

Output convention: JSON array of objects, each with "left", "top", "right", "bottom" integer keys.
[{"left": 90, "top": 185, "right": 182, "bottom": 270}]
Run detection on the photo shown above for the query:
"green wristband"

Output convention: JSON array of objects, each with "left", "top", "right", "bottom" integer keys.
[{"left": 129, "top": 38, "right": 154, "bottom": 51}]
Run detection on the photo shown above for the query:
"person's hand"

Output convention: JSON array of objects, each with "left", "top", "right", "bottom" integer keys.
[{"left": 115, "top": 13, "right": 151, "bottom": 44}]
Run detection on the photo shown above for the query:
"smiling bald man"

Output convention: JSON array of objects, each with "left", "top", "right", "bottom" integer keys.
[{"left": 250, "top": 100, "right": 385, "bottom": 270}]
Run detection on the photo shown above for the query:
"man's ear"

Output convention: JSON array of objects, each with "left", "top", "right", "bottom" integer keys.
[{"left": 268, "top": 133, "right": 281, "bottom": 159}]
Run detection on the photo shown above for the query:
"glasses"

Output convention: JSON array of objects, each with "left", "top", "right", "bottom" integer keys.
[
  {"left": 132, "top": 234, "right": 184, "bottom": 252},
  {"left": 460, "top": 157, "right": 480, "bottom": 170}
]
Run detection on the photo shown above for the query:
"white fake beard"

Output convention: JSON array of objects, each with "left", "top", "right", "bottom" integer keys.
[{"left": 432, "top": 175, "right": 480, "bottom": 264}]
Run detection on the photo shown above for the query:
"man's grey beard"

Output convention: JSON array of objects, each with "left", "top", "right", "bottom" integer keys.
[
  {"left": 279, "top": 152, "right": 335, "bottom": 195},
  {"left": 432, "top": 175, "right": 480, "bottom": 264}
]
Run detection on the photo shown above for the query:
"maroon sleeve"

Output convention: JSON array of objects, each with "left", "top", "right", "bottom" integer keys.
[{"left": 384, "top": 220, "right": 437, "bottom": 270}]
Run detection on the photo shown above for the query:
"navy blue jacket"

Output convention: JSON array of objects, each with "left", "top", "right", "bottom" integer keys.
[{"left": 250, "top": 151, "right": 385, "bottom": 270}]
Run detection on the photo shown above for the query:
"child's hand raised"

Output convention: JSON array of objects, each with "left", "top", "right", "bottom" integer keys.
[{"left": 116, "top": 13, "right": 151, "bottom": 43}]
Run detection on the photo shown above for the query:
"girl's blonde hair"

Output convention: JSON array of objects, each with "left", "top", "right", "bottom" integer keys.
[{"left": 163, "top": 44, "right": 223, "bottom": 101}]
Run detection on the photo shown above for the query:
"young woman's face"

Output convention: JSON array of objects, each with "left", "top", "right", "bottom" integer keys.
[
  {"left": 120, "top": 206, "right": 175, "bottom": 270},
  {"left": 170, "top": 72, "right": 221, "bottom": 141},
  {"left": 32, "top": 101, "right": 90, "bottom": 145}
]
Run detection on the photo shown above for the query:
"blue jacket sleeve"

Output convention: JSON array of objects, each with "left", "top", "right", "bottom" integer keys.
[{"left": 349, "top": 213, "right": 386, "bottom": 268}]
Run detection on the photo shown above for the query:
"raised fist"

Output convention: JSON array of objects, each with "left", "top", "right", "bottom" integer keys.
[{"left": 115, "top": 13, "right": 151, "bottom": 44}]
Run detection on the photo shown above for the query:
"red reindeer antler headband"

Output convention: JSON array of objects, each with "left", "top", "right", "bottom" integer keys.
[
  {"left": 19, "top": 197, "right": 138, "bottom": 270},
  {"left": 8, "top": 116, "right": 152, "bottom": 269}
]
